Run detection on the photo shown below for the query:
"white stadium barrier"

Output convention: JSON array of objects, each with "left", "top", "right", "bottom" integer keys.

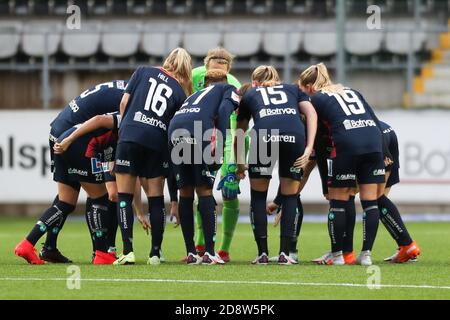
[
  {"left": 0, "top": 21, "right": 21, "bottom": 59},
  {"left": 22, "top": 22, "right": 62, "bottom": 57},
  {"left": 62, "top": 22, "right": 101, "bottom": 58},
  {"left": 0, "top": 110, "right": 450, "bottom": 204}
]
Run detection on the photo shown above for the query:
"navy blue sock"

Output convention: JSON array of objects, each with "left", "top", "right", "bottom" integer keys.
[
  {"left": 198, "top": 195, "right": 217, "bottom": 256},
  {"left": 86, "top": 194, "right": 109, "bottom": 253},
  {"left": 378, "top": 195, "right": 412, "bottom": 246},
  {"left": 280, "top": 194, "right": 298, "bottom": 255},
  {"left": 328, "top": 200, "right": 347, "bottom": 253},
  {"left": 289, "top": 195, "right": 304, "bottom": 253},
  {"left": 250, "top": 189, "right": 268, "bottom": 256},
  {"left": 179, "top": 197, "right": 196, "bottom": 255},
  {"left": 43, "top": 196, "right": 69, "bottom": 250},
  {"left": 117, "top": 193, "right": 134, "bottom": 255},
  {"left": 27, "top": 200, "right": 75, "bottom": 246},
  {"left": 148, "top": 196, "right": 165, "bottom": 257},
  {"left": 361, "top": 200, "right": 380, "bottom": 251},
  {"left": 107, "top": 200, "right": 118, "bottom": 249},
  {"left": 85, "top": 198, "right": 95, "bottom": 253},
  {"left": 343, "top": 196, "right": 356, "bottom": 253}
]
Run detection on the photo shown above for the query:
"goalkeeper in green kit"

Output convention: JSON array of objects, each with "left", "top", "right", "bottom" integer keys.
[{"left": 191, "top": 48, "right": 242, "bottom": 262}]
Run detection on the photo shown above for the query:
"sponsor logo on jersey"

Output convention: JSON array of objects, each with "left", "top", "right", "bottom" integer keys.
[
  {"left": 382, "top": 127, "right": 394, "bottom": 134},
  {"left": 343, "top": 119, "right": 376, "bottom": 130},
  {"left": 373, "top": 169, "right": 386, "bottom": 176},
  {"left": 91, "top": 158, "right": 103, "bottom": 174},
  {"left": 262, "top": 134, "right": 296, "bottom": 143},
  {"left": 68, "top": 168, "right": 88, "bottom": 176},
  {"left": 172, "top": 136, "right": 197, "bottom": 146},
  {"left": 133, "top": 112, "right": 167, "bottom": 131},
  {"left": 259, "top": 108, "right": 296, "bottom": 119},
  {"left": 231, "top": 91, "right": 241, "bottom": 103},
  {"left": 116, "top": 159, "right": 130, "bottom": 167},
  {"left": 336, "top": 174, "right": 356, "bottom": 181},
  {"left": 174, "top": 107, "right": 201, "bottom": 116},
  {"left": 116, "top": 80, "right": 126, "bottom": 90},
  {"left": 69, "top": 100, "right": 79, "bottom": 113},
  {"left": 250, "top": 167, "right": 270, "bottom": 174}
]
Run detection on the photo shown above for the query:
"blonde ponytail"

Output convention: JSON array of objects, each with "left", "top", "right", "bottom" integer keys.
[
  {"left": 251, "top": 65, "right": 281, "bottom": 87},
  {"left": 299, "top": 63, "right": 345, "bottom": 96},
  {"left": 163, "top": 48, "right": 193, "bottom": 96}
]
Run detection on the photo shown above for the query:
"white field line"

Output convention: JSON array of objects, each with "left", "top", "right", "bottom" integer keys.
[{"left": 0, "top": 277, "right": 450, "bottom": 290}]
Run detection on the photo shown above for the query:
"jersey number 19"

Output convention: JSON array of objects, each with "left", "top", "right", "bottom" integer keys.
[{"left": 329, "top": 89, "right": 366, "bottom": 116}]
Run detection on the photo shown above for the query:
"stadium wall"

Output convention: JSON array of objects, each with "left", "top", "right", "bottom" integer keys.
[{"left": 1, "top": 109, "right": 450, "bottom": 217}]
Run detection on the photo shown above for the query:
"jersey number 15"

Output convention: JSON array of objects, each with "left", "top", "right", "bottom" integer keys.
[{"left": 144, "top": 78, "right": 173, "bottom": 116}]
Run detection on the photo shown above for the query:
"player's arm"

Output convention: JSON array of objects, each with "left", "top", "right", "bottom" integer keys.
[
  {"left": 121, "top": 67, "right": 141, "bottom": 116},
  {"left": 295, "top": 100, "right": 318, "bottom": 169},
  {"left": 53, "top": 114, "right": 117, "bottom": 154},
  {"left": 120, "top": 93, "right": 130, "bottom": 117}
]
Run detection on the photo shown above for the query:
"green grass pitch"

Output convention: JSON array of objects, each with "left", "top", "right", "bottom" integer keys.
[{"left": 0, "top": 217, "right": 449, "bottom": 300}]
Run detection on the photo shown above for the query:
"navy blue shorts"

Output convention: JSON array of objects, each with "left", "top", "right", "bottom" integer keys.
[
  {"left": 170, "top": 140, "right": 219, "bottom": 189},
  {"left": 115, "top": 142, "right": 169, "bottom": 179},
  {"left": 248, "top": 133, "right": 305, "bottom": 181},
  {"left": 328, "top": 152, "right": 386, "bottom": 188}
]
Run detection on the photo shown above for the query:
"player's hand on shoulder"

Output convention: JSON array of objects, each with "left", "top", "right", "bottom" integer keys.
[{"left": 53, "top": 138, "right": 72, "bottom": 154}]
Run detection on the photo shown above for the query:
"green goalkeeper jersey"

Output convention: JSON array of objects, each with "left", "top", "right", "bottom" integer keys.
[{"left": 192, "top": 66, "right": 242, "bottom": 176}]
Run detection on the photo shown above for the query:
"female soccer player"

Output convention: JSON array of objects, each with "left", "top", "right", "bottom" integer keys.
[
  {"left": 298, "top": 63, "right": 390, "bottom": 266},
  {"left": 114, "top": 48, "right": 192, "bottom": 265},
  {"left": 14, "top": 81, "right": 127, "bottom": 264},
  {"left": 189, "top": 47, "right": 242, "bottom": 262},
  {"left": 169, "top": 69, "right": 240, "bottom": 264},
  {"left": 236, "top": 66, "right": 317, "bottom": 265}
]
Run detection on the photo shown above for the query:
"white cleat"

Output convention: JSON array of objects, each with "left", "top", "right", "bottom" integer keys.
[
  {"left": 113, "top": 252, "right": 135, "bottom": 265},
  {"left": 315, "top": 251, "right": 345, "bottom": 266},
  {"left": 186, "top": 253, "right": 202, "bottom": 265},
  {"left": 252, "top": 253, "right": 269, "bottom": 265},
  {"left": 357, "top": 250, "right": 373, "bottom": 266},
  {"left": 202, "top": 252, "right": 225, "bottom": 265},
  {"left": 147, "top": 255, "right": 161, "bottom": 266},
  {"left": 312, "top": 251, "right": 332, "bottom": 263},
  {"left": 384, "top": 250, "right": 399, "bottom": 262},
  {"left": 159, "top": 250, "right": 166, "bottom": 263},
  {"left": 278, "top": 252, "right": 298, "bottom": 265},
  {"left": 289, "top": 252, "right": 299, "bottom": 264}
]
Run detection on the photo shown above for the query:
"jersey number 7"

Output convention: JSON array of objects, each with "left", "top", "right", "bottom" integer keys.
[{"left": 144, "top": 78, "right": 173, "bottom": 116}]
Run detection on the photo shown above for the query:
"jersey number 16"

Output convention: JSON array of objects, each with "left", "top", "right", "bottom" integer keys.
[{"left": 144, "top": 78, "right": 173, "bottom": 117}]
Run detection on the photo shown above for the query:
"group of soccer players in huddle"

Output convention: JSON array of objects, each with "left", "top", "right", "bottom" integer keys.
[{"left": 14, "top": 47, "right": 421, "bottom": 266}]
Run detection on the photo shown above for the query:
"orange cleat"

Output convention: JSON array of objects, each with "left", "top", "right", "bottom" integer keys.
[
  {"left": 195, "top": 245, "right": 206, "bottom": 257},
  {"left": 93, "top": 250, "right": 116, "bottom": 265},
  {"left": 217, "top": 250, "right": 230, "bottom": 263},
  {"left": 392, "top": 241, "right": 421, "bottom": 263},
  {"left": 343, "top": 251, "right": 357, "bottom": 265},
  {"left": 14, "top": 239, "right": 45, "bottom": 265}
]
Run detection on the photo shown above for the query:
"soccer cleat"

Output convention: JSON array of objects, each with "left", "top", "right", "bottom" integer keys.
[
  {"left": 278, "top": 252, "right": 298, "bottom": 265},
  {"left": 147, "top": 256, "right": 161, "bottom": 266},
  {"left": 113, "top": 252, "right": 135, "bottom": 265},
  {"left": 186, "top": 253, "right": 202, "bottom": 265},
  {"left": 93, "top": 250, "right": 116, "bottom": 265},
  {"left": 195, "top": 245, "right": 206, "bottom": 257},
  {"left": 217, "top": 250, "right": 230, "bottom": 263},
  {"left": 14, "top": 239, "right": 45, "bottom": 265},
  {"left": 384, "top": 249, "right": 399, "bottom": 262},
  {"left": 289, "top": 251, "right": 299, "bottom": 264},
  {"left": 343, "top": 251, "right": 357, "bottom": 265},
  {"left": 252, "top": 253, "right": 269, "bottom": 265},
  {"left": 357, "top": 251, "right": 373, "bottom": 266},
  {"left": 202, "top": 252, "right": 225, "bottom": 265},
  {"left": 39, "top": 246, "right": 72, "bottom": 264},
  {"left": 312, "top": 251, "right": 332, "bottom": 263},
  {"left": 159, "top": 250, "right": 166, "bottom": 263},
  {"left": 316, "top": 252, "right": 345, "bottom": 266},
  {"left": 392, "top": 241, "right": 421, "bottom": 263}
]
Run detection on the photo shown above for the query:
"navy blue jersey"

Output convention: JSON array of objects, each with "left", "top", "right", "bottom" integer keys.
[
  {"left": 311, "top": 88, "right": 383, "bottom": 157},
  {"left": 380, "top": 121, "right": 399, "bottom": 170},
  {"left": 169, "top": 83, "right": 240, "bottom": 141},
  {"left": 237, "top": 84, "right": 309, "bottom": 135},
  {"left": 119, "top": 66, "right": 187, "bottom": 151},
  {"left": 51, "top": 80, "right": 127, "bottom": 137}
]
